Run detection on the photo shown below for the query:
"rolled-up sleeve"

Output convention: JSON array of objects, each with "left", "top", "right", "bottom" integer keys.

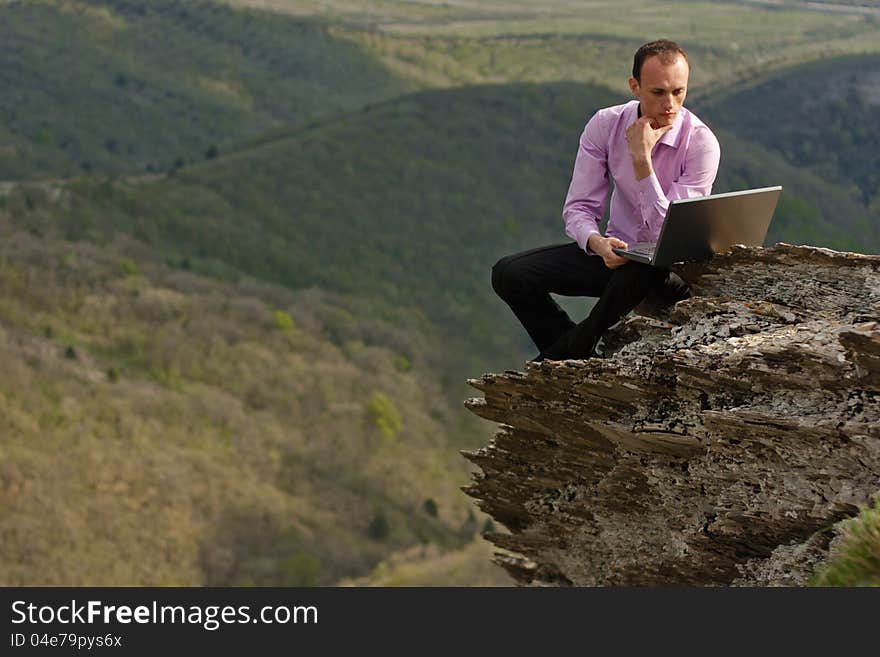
[
  {"left": 562, "top": 113, "right": 610, "bottom": 253},
  {"left": 636, "top": 127, "right": 721, "bottom": 242}
]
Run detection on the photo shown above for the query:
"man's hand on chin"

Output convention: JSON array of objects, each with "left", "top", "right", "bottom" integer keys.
[
  {"left": 625, "top": 116, "right": 674, "bottom": 180},
  {"left": 588, "top": 234, "right": 630, "bottom": 270}
]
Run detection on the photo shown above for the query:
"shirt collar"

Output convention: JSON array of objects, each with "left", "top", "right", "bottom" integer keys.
[{"left": 635, "top": 101, "right": 684, "bottom": 149}]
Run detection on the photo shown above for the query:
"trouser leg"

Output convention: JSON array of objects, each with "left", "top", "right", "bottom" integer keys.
[
  {"left": 491, "top": 243, "right": 611, "bottom": 352},
  {"left": 543, "top": 261, "right": 674, "bottom": 359}
]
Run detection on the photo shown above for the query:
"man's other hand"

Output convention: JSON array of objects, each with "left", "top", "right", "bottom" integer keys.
[{"left": 588, "top": 234, "right": 629, "bottom": 269}]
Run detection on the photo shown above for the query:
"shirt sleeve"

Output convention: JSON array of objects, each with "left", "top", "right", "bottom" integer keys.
[
  {"left": 562, "top": 112, "right": 610, "bottom": 254},
  {"left": 635, "top": 126, "right": 721, "bottom": 243}
]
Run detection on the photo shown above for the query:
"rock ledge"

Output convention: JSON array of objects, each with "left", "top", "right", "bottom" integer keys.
[{"left": 464, "top": 244, "right": 880, "bottom": 586}]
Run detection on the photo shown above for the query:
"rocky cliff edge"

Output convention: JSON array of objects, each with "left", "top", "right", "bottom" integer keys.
[{"left": 464, "top": 244, "right": 880, "bottom": 586}]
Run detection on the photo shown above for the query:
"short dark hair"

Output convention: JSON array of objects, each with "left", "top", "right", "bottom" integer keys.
[{"left": 632, "top": 40, "right": 689, "bottom": 82}]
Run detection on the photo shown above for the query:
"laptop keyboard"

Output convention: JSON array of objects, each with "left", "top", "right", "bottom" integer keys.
[{"left": 626, "top": 242, "right": 656, "bottom": 258}]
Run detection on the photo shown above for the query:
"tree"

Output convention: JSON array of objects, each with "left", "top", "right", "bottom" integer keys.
[{"left": 367, "top": 511, "right": 390, "bottom": 540}]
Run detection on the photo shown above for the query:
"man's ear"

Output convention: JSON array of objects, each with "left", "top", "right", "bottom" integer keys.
[{"left": 627, "top": 76, "right": 640, "bottom": 97}]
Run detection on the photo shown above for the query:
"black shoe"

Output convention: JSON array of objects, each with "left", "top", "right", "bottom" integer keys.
[{"left": 537, "top": 347, "right": 567, "bottom": 361}]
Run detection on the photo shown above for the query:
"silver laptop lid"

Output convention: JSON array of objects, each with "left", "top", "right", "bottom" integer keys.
[{"left": 651, "top": 186, "right": 782, "bottom": 267}]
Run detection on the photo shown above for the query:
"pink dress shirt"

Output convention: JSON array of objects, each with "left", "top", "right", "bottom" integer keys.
[{"left": 562, "top": 100, "right": 721, "bottom": 254}]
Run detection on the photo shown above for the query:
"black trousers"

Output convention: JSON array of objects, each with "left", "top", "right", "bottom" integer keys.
[{"left": 492, "top": 242, "right": 690, "bottom": 359}]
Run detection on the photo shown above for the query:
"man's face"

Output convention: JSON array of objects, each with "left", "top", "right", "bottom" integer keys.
[{"left": 628, "top": 55, "right": 689, "bottom": 128}]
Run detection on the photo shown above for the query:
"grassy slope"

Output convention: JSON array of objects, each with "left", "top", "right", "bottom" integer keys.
[
  {"left": 0, "top": 218, "right": 497, "bottom": 585},
  {"left": 339, "top": 538, "right": 515, "bottom": 587},
  {"left": 0, "top": 0, "right": 410, "bottom": 179},
  {"left": 224, "top": 0, "right": 880, "bottom": 95}
]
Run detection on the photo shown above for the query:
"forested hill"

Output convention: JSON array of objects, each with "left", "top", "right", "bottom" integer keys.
[
  {"left": 697, "top": 53, "right": 880, "bottom": 213},
  {"left": 0, "top": 0, "right": 410, "bottom": 180},
  {"left": 3, "top": 82, "right": 623, "bottom": 384},
  {"left": 5, "top": 79, "right": 876, "bottom": 392}
]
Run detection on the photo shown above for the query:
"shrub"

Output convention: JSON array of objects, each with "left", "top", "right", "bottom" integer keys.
[
  {"left": 502, "top": 215, "right": 520, "bottom": 237},
  {"left": 812, "top": 497, "right": 880, "bottom": 586},
  {"left": 277, "top": 552, "right": 321, "bottom": 586},
  {"left": 35, "top": 128, "right": 53, "bottom": 145},
  {"left": 365, "top": 392, "right": 402, "bottom": 441},
  {"left": 120, "top": 259, "right": 139, "bottom": 276},
  {"left": 422, "top": 498, "right": 438, "bottom": 517},
  {"left": 272, "top": 309, "right": 295, "bottom": 332},
  {"left": 367, "top": 511, "right": 390, "bottom": 541},
  {"left": 459, "top": 508, "right": 477, "bottom": 539}
]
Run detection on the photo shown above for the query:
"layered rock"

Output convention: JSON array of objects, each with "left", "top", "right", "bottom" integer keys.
[{"left": 464, "top": 244, "right": 880, "bottom": 586}]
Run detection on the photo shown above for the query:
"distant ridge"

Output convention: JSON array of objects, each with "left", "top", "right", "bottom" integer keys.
[{"left": 0, "top": 0, "right": 409, "bottom": 179}]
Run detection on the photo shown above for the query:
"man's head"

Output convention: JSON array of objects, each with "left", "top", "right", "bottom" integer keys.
[{"left": 629, "top": 40, "right": 689, "bottom": 128}]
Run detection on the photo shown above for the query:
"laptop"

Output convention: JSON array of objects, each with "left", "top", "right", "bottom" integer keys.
[{"left": 612, "top": 186, "right": 782, "bottom": 267}]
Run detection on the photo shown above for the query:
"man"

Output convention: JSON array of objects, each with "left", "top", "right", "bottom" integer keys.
[{"left": 492, "top": 39, "right": 720, "bottom": 361}]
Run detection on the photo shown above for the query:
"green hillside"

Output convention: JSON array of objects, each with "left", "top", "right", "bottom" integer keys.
[
  {"left": 0, "top": 0, "right": 409, "bottom": 179},
  {"left": 1, "top": 83, "right": 620, "bottom": 383},
  {"left": 0, "top": 218, "right": 494, "bottom": 585},
  {"left": 5, "top": 0, "right": 879, "bottom": 183},
  {"left": 697, "top": 53, "right": 880, "bottom": 212},
  {"left": 711, "top": 127, "right": 875, "bottom": 250},
  {"left": 4, "top": 81, "right": 875, "bottom": 395}
]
